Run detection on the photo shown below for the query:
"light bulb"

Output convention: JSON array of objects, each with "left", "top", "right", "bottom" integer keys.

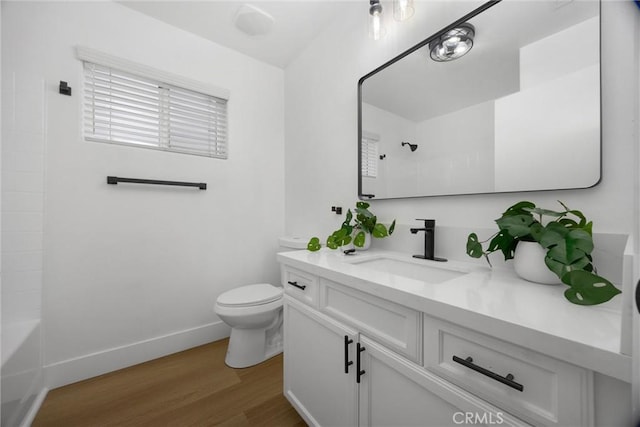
[
  {"left": 393, "top": 0, "right": 414, "bottom": 21},
  {"left": 369, "top": 1, "right": 386, "bottom": 40},
  {"left": 370, "top": 12, "right": 382, "bottom": 40}
]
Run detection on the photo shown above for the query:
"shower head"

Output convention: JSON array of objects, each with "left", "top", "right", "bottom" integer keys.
[{"left": 401, "top": 142, "right": 418, "bottom": 152}]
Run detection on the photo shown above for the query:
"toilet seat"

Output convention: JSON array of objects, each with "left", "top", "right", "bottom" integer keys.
[{"left": 217, "top": 283, "right": 282, "bottom": 308}]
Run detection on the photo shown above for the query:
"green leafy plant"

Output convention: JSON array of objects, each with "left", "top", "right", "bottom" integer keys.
[
  {"left": 307, "top": 201, "right": 396, "bottom": 251},
  {"left": 466, "top": 200, "right": 621, "bottom": 306}
]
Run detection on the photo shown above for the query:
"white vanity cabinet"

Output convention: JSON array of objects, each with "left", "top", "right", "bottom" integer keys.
[
  {"left": 282, "top": 265, "right": 528, "bottom": 427},
  {"left": 279, "top": 249, "right": 631, "bottom": 427}
]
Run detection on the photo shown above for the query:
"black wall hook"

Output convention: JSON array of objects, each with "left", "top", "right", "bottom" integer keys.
[{"left": 59, "top": 81, "right": 72, "bottom": 96}]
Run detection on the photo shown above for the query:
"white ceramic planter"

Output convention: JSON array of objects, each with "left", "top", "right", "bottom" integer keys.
[
  {"left": 513, "top": 241, "right": 561, "bottom": 285},
  {"left": 353, "top": 229, "right": 372, "bottom": 251}
]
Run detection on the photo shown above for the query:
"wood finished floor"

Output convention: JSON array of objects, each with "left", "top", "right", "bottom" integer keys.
[{"left": 33, "top": 339, "right": 306, "bottom": 427}]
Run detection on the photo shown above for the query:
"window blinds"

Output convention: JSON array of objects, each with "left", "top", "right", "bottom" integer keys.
[
  {"left": 361, "top": 136, "right": 378, "bottom": 178},
  {"left": 83, "top": 62, "right": 228, "bottom": 159}
]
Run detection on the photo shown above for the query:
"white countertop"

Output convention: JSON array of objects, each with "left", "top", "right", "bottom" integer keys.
[{"left": 277, "top": 248, "right": 631, "bottom": 382}]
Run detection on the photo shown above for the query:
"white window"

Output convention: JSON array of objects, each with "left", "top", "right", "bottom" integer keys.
[
  {"left": 79, "top": 47, "right": 229, "bottom": 159},
  {"left": 361, "top": 132, "right": 379, "bottom": 178}
]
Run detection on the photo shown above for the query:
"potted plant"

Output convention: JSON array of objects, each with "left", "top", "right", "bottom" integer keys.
[
  {"left": 307, "top": 201, "right": 396, "bottom": 251},
  {"left": 465, "top": 200, "right": 621, "bottom": 306}
]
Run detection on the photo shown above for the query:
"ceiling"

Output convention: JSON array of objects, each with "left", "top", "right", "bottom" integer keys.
[{"left": 118, "top": 0, "right": 353, "bottom": 68}]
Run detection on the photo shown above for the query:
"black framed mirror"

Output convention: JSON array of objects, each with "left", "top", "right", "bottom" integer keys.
[{"left": 358, "top": 0, "right": 601, "bottom": 200}]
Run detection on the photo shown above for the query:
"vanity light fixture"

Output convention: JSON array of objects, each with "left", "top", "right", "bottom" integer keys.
[
  {"left": 369, "top": 0, "right": 386, "bottom": 40},
  {"left": 429, "top": 23, "right": 475, "bottom": 62},
  {"left": 393, "top": 0, "right": 414, "bottom": 21}
]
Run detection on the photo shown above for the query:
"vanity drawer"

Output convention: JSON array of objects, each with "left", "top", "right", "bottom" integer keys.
[
  {"left": 281, "top": 265, "right": 319, "bottom": 307},
  {"left": 320, "top": 278, "right": 421, "bottom": 363},
  {"left": 423, "top": 316, "right": 592, "bottom": 427}
]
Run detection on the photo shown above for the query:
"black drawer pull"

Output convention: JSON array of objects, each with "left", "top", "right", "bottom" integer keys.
[
  {"left": 344, "top": 336, "right": 354, "bottom": 374},
  {"left": 287, "top": 281, "right": 306, "bottom": 290},
  {"left": 356, "top": 343, "right": 366, "bottom": 383},
  {"left": 452, "top": 355, "right": 524, "bottom": 392}
]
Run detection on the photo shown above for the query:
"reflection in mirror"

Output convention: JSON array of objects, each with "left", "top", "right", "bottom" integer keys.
[{"left": 359, "top": 0, "right": 600, "bottom": 199}]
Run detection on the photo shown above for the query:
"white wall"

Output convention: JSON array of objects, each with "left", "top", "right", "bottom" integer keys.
[
  {"left": 284, "top": 0, "right": 638, "bottom": 254},
  {"left": 1, "top": 51, "right": 44, "bottom": 329},
  {"left": 415, "top": 102, "right": 494, "bottom": 196},
  {"left": 1, "top": 0, "right": 46, "bottom": 421},
  {"left": 3, "top": 1, "right": 285, "bottom": 388}
]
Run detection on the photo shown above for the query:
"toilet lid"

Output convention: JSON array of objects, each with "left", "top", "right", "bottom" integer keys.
[
  {"left": 217, "top": 283, "right": 283, "bottom": 307},
  {"left": 278, "top": 236, "right": 308, "bottom": 249}
]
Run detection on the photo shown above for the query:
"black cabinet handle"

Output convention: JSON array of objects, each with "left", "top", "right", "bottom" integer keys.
[
  {"left": 344, "top": 336, "right": 354, "bottom": 374},
  {"left": 635, "top": 279, "right": 639, "bottom": 314},
  {"left": 452, "top": 355, "right": 524, "bottom": 392},
  {"left": 287, "top": 281, "right": 306, "bottom": 290},
  {"left": 356, "top": 343, "right": 366, "bottom": 383}
]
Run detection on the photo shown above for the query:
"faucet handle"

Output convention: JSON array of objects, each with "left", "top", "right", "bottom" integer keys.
[{"left": 415, "top": 219, "right": 435, "bottom": 228}]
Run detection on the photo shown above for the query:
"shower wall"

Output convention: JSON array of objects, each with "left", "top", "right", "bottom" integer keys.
[{"left": 1, "top": 3, "right": 46, "bottom": 422}]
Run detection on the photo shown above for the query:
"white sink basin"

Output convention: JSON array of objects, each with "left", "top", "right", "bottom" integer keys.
[{"left": 350, "top": 256, "right": 468, "bottom": 284}]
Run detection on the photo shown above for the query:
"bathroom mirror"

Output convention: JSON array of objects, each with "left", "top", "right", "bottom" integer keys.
[{"left": 358, "top": 0, "right": 600, "bottom": 199}]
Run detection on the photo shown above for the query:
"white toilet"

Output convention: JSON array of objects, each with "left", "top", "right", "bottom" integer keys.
[
  {"left": 214, "top": 236, "right": 307, "bottom": 368},
  {"left": 215, "top": 283, "right": 284, "bottom": 368}
]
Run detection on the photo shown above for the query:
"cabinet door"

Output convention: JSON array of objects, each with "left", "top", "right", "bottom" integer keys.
[
  {"left": 358, "top": 336, "right": 529, "bottom": 427},
  {"left": 284, "top": 296, "right": 358, "bottom": 427}
]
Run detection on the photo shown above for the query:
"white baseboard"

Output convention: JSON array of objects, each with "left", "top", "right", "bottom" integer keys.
[
  {"left": 20, "top": 387, "right": 48, "bottom": 427},
  {"left": 44, "top": 321, "right": 230, "bottom": 389}
]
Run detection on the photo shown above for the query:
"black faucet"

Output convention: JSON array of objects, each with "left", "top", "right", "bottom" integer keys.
[{"left": 410, "top": 219, "right": 447, "bottom": 262}]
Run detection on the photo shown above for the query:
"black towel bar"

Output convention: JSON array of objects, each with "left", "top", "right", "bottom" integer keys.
[{"left": 107, "top": 176, "right": 206, "bottom": 190}]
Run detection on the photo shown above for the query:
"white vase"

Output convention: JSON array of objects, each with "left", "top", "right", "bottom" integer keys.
[
  {"left": 513, "top": 241, "right": 561, "bottom": 285},
  {"left": 353, "top": 229, "right": 371, "bottom": 251}
]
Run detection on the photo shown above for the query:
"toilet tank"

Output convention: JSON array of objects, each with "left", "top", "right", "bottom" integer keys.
[{"left": 278, "top": 236, "right": 307, "bottom": 251}]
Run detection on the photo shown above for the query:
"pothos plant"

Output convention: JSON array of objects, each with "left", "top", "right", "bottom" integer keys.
[
  {"left": 466, "top": 200, "right": 621, "bottom": 306},
  {"left": 307, "top": 201, "right": 396, "bottom": 251}
]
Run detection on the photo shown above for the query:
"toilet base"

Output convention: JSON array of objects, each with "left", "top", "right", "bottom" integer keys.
[{"left": 225, "top": 327, "right": 283, "bottom": 368}]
